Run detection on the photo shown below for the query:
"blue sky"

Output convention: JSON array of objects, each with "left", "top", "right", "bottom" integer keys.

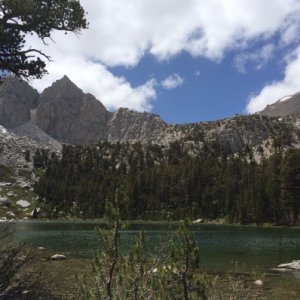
[
  {"left": 26, "top": 0, "right": 300, "bottom": 124},
  {"left": 110, "top": 51, "right": 285, "bottom": 123}
]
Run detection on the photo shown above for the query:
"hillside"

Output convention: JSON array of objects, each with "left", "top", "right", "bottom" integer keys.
[{"left": 1, "top": 76, "right": 300, "bottom": 223}]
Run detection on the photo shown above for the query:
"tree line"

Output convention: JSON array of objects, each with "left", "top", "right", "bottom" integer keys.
[{"left": 33, "top": 141, "right": 300, "bottom": 225}]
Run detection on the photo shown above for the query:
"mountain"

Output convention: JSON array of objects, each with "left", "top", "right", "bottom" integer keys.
[
  {"left": 259, "top": 92, "right": 300, "bottom": 117},
  {"left": 1, "top": 75, "right": 300, "bottom": 157},
  {"left": 0, "top": 77, "right": 39, "bottom": 128},
  {"left": 2, "top": 76, "right": 300, "bottom": 222},
  {"left": 36, "top": 76, "right": 110, "bottom": 144}
]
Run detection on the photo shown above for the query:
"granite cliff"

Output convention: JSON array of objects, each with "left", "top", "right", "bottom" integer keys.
[
  {"left": 1, "top": 75, "right": 300, "bottom": 157},
  {"left": 36, "top": 76, "right": 110, "bottom": 144},
  {"left": 0, "top": 77, "right": 39, "bottom": 128}
]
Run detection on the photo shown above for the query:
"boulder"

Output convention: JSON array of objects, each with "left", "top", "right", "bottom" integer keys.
[
  {"left": 254, "top": 280, "right": 263, "bottom": 286},
  {"left": 272, "top": 260, "right": 300, "bottom": 272},
  {"left": 0, "top": 197, "right": 11, "bottom": 207},
  {"left": 6, "top": 211, "right": 15, "bottom": 217},
  {"left": 16, "top": 200, "right": 31, "bottom": 208},
  {"left": 192, "top": 218, "right": 203, "bottom": 224},
  {"left": 51, "top": 254, "right": 66, "bottom": 261}
]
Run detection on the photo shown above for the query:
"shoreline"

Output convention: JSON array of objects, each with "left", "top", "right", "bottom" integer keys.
[{"left": 8, "top": 217, "right": 300, "bottom": 230}]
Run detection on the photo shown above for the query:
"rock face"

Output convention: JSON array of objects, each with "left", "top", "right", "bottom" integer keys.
[
  {"left": 0, "top": 77, "right": 39, "bottom": 128},
  {"left": 259, "top": 93, "right": 300, "bottom": 117},
  {"left": 36, "top": 76, "right": 110, "bottom": 144},
  {"left": 2, "top": 75, "right": 300, "bottom": 158},
  {"left": 107, "top": 108, "right": 168, "bottom": 142}
]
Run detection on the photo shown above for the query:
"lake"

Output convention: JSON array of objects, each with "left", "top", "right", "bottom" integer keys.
[{"left": 13, "top": 221, "right": 300, "bottom": 299}]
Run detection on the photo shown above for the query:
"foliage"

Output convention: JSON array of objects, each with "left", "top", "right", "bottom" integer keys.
[
  {"left": 78, "top": 189, "right": 207, "bottom": 300},
  {"left": 0, "top": 163, "right": 13, "bottom": 181},
  {"left": 0, "top": 223, "right": 30, "bottom": 295},
  {"left": 207, "top": 263, "right": 263, "bottom": 300},
  {"left": 34, "top": 142, "right": 300, "bottom": 225},
  {"left": 0, "top": 0, "right": 88, "bottom": 78}
]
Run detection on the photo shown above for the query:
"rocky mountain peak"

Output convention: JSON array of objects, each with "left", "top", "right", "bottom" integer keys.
[
  {"left": 0, "top": 76, "right": 39, "bottom": 128},
  {"left": 259, "top": 92, "right": 300, "bottom": 117},
  {"left": 36, "top": 76, "right": 110, "bottom": 144}
]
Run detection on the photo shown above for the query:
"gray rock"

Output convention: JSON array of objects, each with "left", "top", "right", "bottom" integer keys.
[
  {"left": 16, "top": 200, "right": 31, "bottom": 208},
  {"left": 0, "top": 77, "right": 39, "bottom": 128},
  {"left": 254, "top": 280, "right": 263, "bottom": 286},
  {"left": 51, "top": 254, "right": 66, "bottom": 261},
  {"left": 6, "top": 211, "right": 15, "bottom": 217},
  {"left": 0, "top": 197, "right": 10, "bottom": 206},
  {"left": 259, "top": 93, "right": 300, "bottom": 117},
  {"left": 36, "top": 76, "right": 110, "bottom": 144},
  {"left": 192, "top": 218, "right": 203, "bottom": 224},
  {"left": 107, "top": 108, "right": 167, "bottom": 142},
  {"left": 272, "top": 260, "right": 300, "bottom": 272}
]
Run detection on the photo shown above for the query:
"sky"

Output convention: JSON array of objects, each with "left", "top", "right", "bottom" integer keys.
[{"left": 26, "top": 0, "right": 300, "bottom": 124}]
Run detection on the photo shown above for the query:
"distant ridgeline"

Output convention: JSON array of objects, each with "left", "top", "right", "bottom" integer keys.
[{"left": 34, "top": 141, "right": 300, "bottom": 226}]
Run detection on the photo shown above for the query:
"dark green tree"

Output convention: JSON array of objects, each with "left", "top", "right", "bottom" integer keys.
[
  {"left": 280, "top": 149, "right": 300, "bottom": 225},
  {"left": 0, "top": 0, "right": 88, "bottom": 78}
]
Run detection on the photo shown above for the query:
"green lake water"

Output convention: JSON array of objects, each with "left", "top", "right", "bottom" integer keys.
[{"left": 12, "top": 221, "right": 300, "bottom": 299}]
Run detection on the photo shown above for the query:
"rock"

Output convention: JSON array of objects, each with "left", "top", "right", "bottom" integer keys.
[
  {"left": 16, "top": 200, "right": 31, "bottom": 208},
  {"left": 37, "top": 246, "right": 46, "bottom": 251},
  {"left": 192, "top": 218, "right": 203, "bottom": 224},
  {"left": 107, "top": 108, "right": 167, "bottom": 142},
  {"left": 254, "top": 280, "right": 263, "bottom": 286},
  {"left": 259, "top": 92, "right": 300, "bottom": 117},
  {"left": 0, "top": 217, "right": 7, "bottom": 222},
  {"left": 0, "top": 77, "right": 39, "bottom": 128},
  {"left": 51, "top": 254, "right": 66, "bottom": 261},
  {"left": 0, "top": 197, "right": 11, "bottom": 206},
  {"left": 36, "top": 76, "right": 110, "bottom": 144},
  {"left": 6, "top": 211, "right": 15, "bottom": 217},
  {"left": 22, "top": 290, "right": 29, "bottom": 295},
  {"left": 7, "top": 191, "right": 14, "bottom": 197},
  {"left": 0, "top": 182, "right": 11, "bottom": 187},
  {"left": 273, "top": 260, "right": 300, "bottom": 272},
  {"left": 19, "top": 182, "right": 30, "bottom": 189}
]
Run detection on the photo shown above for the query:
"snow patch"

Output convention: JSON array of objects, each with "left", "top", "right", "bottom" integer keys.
[{"left": 279, "top": 95, "right": 292, "bottom": 102}]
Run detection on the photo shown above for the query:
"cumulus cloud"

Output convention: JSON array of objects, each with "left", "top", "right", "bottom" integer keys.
[
  {"left": 23, "top": 0, "right": 300, "bottom": 112},
  {"left": 29, "top": 53, "right": 157, "bottom": 112},
  {"left": 161, "top": 74, "right": 184, "bottom": 90},
  {"left": 77, "top": 0, "right": 300, "bottom": 65},
  {"left": 246, "top": 47, "right": 300, "bottom": 113}
]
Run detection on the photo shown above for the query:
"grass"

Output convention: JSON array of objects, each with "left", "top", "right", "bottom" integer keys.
[{"left": 0, "top": 164, "right": 14, "bottom": 182}]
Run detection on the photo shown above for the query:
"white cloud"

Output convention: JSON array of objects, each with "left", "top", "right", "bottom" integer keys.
[
  {"left": 234, "top": 44, "right": 275, "bottom": 73},
  {"left": 23, "top": 0, "right": 300, "bottom": 112},
  {"left": 29, "top": 53, "right": 157, "bottom": 112},
  {"left": 161, "top": 74, "right": 184, "bottom": 90},
  {"left": 78, "top": 0, "right": 300, "bottom": 65},
  {"left": 246, "top": 47, "right": 300, "bottom": 113}
]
